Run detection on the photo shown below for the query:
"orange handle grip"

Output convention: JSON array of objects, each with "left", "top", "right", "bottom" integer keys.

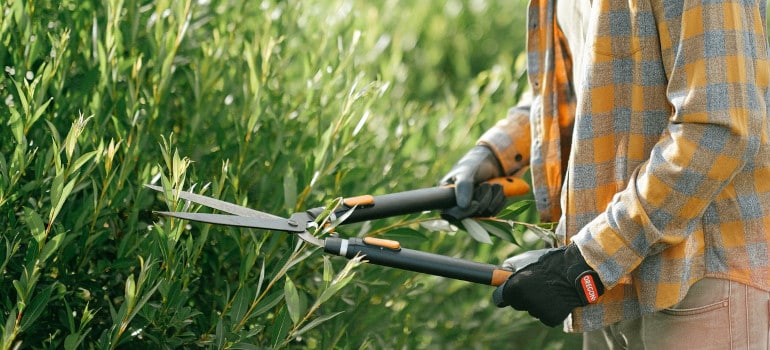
[
  {"left": 484, "top": 176, "right": 530, "bottom": 197},
  {"left": 491, "top": 269, "right": 514, "bottom": 286}
]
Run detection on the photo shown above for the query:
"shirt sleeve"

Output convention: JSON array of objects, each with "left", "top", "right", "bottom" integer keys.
[
  {"left": 477, "top": 92, "right": 533, "bottom": 176},
  {"left": 573, "top": 0, "right": 768, "bottom": 288}
]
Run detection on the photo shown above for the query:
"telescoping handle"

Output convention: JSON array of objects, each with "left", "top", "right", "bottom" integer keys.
[
  {"left": 323, "top": 236, "right": 513, "bottom": 286},
  {"left": 308, "top": 176, "right": 530, "bottom": 225}
]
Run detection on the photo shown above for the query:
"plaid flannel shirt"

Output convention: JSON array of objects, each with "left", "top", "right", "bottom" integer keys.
[{"left": 480, "top": 0, "right": 770, "bottom": 332}]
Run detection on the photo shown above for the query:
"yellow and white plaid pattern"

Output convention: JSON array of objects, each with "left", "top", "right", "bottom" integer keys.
[{"left": 483, "top": 0, "right": 770, "bottom": 332}]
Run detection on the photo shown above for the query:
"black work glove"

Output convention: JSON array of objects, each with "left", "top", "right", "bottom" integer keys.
[
  {"left": 440, "top": 145, "right": 504, "bottom": 209},
  {"left": 440, "top": 182, "right": 506, "bottom": 222},
  {"left": 493, "top": 244, "right": 605, "bottom": 327}
]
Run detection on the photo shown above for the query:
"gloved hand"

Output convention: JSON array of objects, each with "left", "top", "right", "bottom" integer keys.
[
  {"left": 493, "top": 244, "right": 604, "bottom": 327},
  {"left": 440, "top": 182, "right": 507, "bottom": 222},
  {"left": 440, "top": 145, "right": 504, "bottom": 209}
]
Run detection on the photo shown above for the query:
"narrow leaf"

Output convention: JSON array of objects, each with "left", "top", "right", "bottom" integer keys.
[
  {"left": 70, "top": 149, "right": 98, "bottom": 174},
  {"left": 215, "top": 318, "right": 225, "bottom": 350},
  {"left": 284, "top": 277, "right": 301, "bottom": 325},
  {"left": 229, "top": 286, "right": 253, "bottom": 325},
  {"left": 294, "top": 311, "right": 345, "bottom": 338},
  {"left": 124, "top": 274, "right": 136, "bottom": 307},
  {"left": 478, "top": 220, "right": 516, "bottom": 244},
  {"left": 19, "top": 284, "right": 55, "bottom": 332},
  {"left": 39, "top": 232, "right": 64, "bottom": 263},
  {"left": 317, "top": 275, "right": 354, "bottom": 306},
  {"left": 322, "top": 256, "right": 333, "bottom": 284},
  {"left": 22, "top": 208, "right": 46, "bottom": 244},
  {"left": 50, "top": 177, "right": 77, "bottom": 224},
  {"left": 251, "top": 292, "right": 283, "bottom": 317},
  {"left": 283, "top": 167, "right": 297, "bottom": 211},
  {"left": 461, "top": 218, "right": 492, "bottom": 244}
]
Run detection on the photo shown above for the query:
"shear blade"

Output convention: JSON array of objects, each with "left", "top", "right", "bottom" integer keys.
[
  {"left": 145, "top": 184, "right": 282, "bottom": 220},
  {"left": 155, "top": 211, "right": 305, "bottom": 233}
]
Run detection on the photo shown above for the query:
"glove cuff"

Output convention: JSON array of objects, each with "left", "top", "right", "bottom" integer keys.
[
  {"left": 563, "top": 244, "right": 605, "bottom": 306},
  {"left": 574, "top": 270, "right": 604, "bottom": 305}
]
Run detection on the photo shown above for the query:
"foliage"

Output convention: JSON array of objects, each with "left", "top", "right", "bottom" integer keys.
[{"left": 0, "top": 0, "right": 581, "bottom": 348}]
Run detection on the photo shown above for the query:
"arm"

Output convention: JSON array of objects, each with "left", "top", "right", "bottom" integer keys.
[
  {"left": 477, "top": 100, "right": 533, "bottom": 177},
  {"left": 440, "top": 97, "right": 533, "bottom": 211},
  {"left": 573, "top": 0, "right": 768, "bottom": 288}
]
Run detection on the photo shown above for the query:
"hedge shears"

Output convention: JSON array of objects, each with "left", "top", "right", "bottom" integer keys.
[{"left": 147, "top": 177, "right": 529, "bottom": 286}]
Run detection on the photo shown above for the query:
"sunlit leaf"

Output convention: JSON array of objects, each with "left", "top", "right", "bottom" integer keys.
[
  {"left": 420, "top": 219, "right": 456, "bottom": 233},
  {"left": 50, "top": 177, "right": 76, "bottom": 224},
  {"left": 284, "top": 277, "right": 302, "bottom": 325},
  {"left": 461, "top": 218, "right": 492, "bottom": 244},
  {"left": 39, "top": 232, "right": 64, "bottom": 263},
  {"left": 23, "top": 208, "right": 46, "bottom": 244},
  {"left": 478, "top": 220, "right": 515, "bottom": 244},
  {"left": 322, "top": 256, "right": 333, "bottom": 283},
  {"left": 293, "top": 311, "right": 345, "bottom": 338}
]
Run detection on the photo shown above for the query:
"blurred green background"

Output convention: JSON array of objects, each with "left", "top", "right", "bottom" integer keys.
[{"left": 0, "top": 0, "right": 581, "bottom": 348}]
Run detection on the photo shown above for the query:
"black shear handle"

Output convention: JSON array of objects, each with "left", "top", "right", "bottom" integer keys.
[
  {"left": 308, "top": 176, "right": 529, "bottom": 224},
  {"left": 324, "top": 237, "right": 512, "bottom": 286}
]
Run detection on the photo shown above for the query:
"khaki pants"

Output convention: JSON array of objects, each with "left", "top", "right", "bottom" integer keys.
[{"left": 583, "top": 279, "right": 770, "bottom": 349}]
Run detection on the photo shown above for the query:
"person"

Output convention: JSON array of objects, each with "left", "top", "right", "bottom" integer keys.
[{"left": 440, "top": 0, "right": 770, "bottom": 348}]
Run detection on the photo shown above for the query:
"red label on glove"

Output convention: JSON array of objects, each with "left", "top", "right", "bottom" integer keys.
[{"left": 580, "top": 274, "right": 600, "bottom": 304}]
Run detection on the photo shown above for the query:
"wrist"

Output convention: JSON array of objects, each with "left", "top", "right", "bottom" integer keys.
[{"left": 563, "top": 244, "right": 604, "bottom": 305}]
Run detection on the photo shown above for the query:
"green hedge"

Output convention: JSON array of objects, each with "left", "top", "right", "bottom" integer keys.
[{"left": 0, "top": 0, "right": 580, "bottom": 348}]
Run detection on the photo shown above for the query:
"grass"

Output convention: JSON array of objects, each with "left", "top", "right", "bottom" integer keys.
[{"left": 0, "top": 0, "right": 581, "bottom": 348}]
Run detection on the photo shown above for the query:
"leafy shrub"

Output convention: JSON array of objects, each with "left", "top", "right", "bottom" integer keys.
[{"left": 0, "top": 0, "right": 580, "bottom": 348}]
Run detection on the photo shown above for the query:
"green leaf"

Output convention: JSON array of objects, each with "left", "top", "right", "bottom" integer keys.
[
  {"left": 322, "top": 256, "right": 333, "bottom": 284},
  {"left": 230, "top": 343, "right": 261, "bottom": 350},
  {"left": 528, "top": 224, "right": 558, "bottom": 247},
  {"left": 39, "top": 232, "right": 64, "bottom": 263},
  {"left": 23, "top": 207, "right": 46, "bottom": 244},
  {"left": 2, "top": 308, "right": 18, "bottom": 347},
  {"left": 238, "top": 244, "right": 258, "bottom": 285},
  {"left": 478, "top": 220, "right": 516, "bottom": 244},
  {"left": 379, "top": 227, "right": 428, "bottom": 247},
  {"left": 283, "top": 167, "right": 297, "bottom": 211},
  {"left": 293, "top": 311, "right": 345, "bottom": 338},
  {"left": 215, "top": 318, "right": 225, "bottom": 350},
  {"left": 63, "top": 333, "right": 81, "bottom": 350},
  {"left": 317, "top": 274, "right": 354, "bottom": 306},
  {"left": 64, "top": 114, "right": 92, "bottom": 162},
  {"left": 251, "top": 292, "right": 283, "bottom": 317},
  {"left": 12, "top": 280, "right": 26, "bottom": 306},
  {"left": 229, "top": 286, "right": 253, "bottom": 325},
  {"left": 512, "top": 223, "right": 527, "bottom": 247},
  {"left": 269, "top": 307, "right": 291, "bottom": 349},
  {"left": 50, "top": 177, "right": 76, "bottom": 224},
  {"left": 9, "top": 108, "right": 23, "bottom": 144},
  {"left": 124, "top": 274, "right": 136, "bottom": 307},
  {"left": 461, "top": 218, "right": 492, "bottom": 244},
  {"left": 499, "top": 200, "right": 536, "bottom": 220},
  {"left": 70, "top": 149, "right": 98, "bottom": 174},
  {"left": 19, "top": 284, "right": 55, "bottom": 332},
  {"left": 283, "top": 277, "right": 301, "bottom": 325}
]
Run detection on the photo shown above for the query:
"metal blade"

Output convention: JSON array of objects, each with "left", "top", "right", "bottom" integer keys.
[
  {"left": 155, "top": 211, "right": 306, "bottom": 233},
  {"left": 145, "top": 184, "right": 281, "bottom": 219}
]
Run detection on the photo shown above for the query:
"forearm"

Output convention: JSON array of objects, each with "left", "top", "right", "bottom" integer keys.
[
  {"left": 477, "top": 102, "right": 532, "bottom": 176},
  {"left": 574, "top": 122, "right": 758, "bottom": 287},
  {"left": 573, "top": 0, "right": 768, "bottom": 288}
]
